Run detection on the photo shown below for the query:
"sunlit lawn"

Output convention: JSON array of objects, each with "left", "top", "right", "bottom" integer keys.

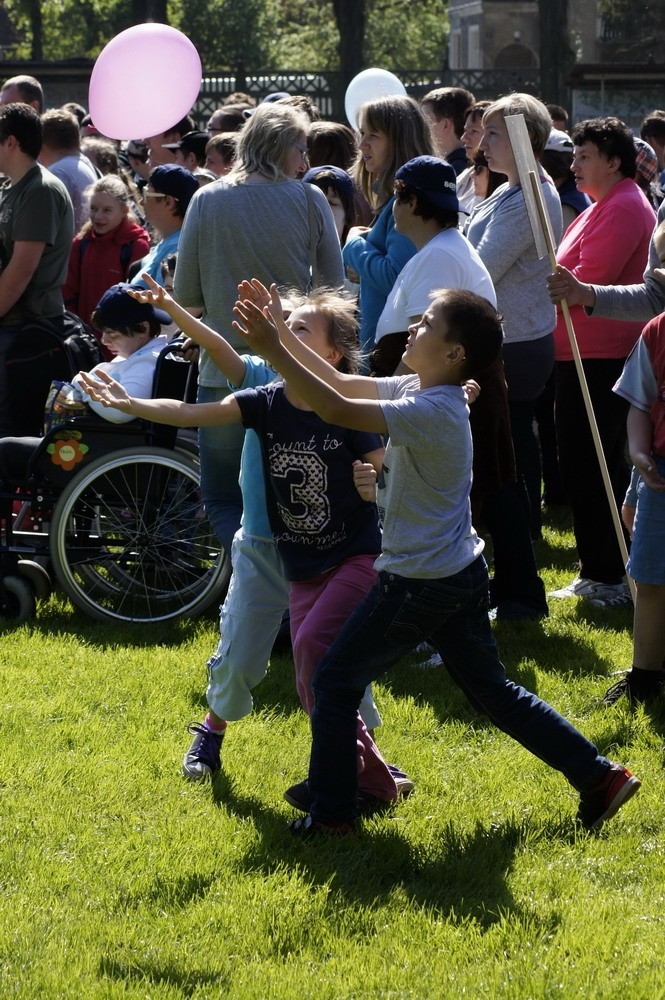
[{"left": 0, "top": 510, "right": 662, "bottom": 998}]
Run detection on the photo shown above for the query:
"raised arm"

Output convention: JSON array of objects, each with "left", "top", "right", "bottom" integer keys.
[
  {"left": 237, "top": 280, "right": 379, "bottom": 400},
  {"left": 128, "top": 274, "right": 246, "bottom": 386},
  {"left": 232, "top": 299, "right": 387, "bottom": 433},
  {"left": 77, "top": 368, "right": 243, "bottom": 428}
]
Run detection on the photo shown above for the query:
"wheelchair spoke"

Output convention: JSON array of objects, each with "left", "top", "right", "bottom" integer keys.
[{"left": 49, "top": 448, "right": 230, "bottom": 622}]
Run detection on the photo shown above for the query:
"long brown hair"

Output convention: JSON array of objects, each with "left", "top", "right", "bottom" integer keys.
[{"left": 352, "top": 95, "right": 433, "bottom": 208}]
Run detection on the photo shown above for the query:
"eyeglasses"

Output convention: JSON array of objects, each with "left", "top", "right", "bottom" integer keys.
[
  {"left": 144, "top": 191, "right": 167, "bottom": 199},
  {"left": 295, "top": 144, "right": 309, "bottom": 160}
]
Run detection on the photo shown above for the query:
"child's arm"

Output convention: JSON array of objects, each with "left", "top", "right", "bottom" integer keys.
[
  {"left": 233, "top": 298, "right": 387, "bottom": 433},
  {"left": 363, "top": 446, "right": 384, "bottom": 475},
  {"left": 237, "top": 280, "right": 379, "bottom": 400},
  {"left": 77, "top": 368, "right": 243, "bottom": 428},
  {"left": 627, "top": 405, "right": 665, "bottom": 490},
  {"left": 129, "top": 274, "right": 247, "bottom": 386},
  {"left": 621, "top": 466, "right": 640, "bottom": 537}
]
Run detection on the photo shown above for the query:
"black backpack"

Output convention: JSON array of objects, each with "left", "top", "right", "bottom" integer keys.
[
  {"left": 58, "top": 310, "right": 104, "bottom": 373},
  {"left": 6, "top": 312, "right": 104, "bottom": 435}
]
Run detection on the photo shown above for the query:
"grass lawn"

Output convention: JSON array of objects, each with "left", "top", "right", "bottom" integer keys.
[{"left": 1, "top": 511, "right": 663, "bottom": 999}]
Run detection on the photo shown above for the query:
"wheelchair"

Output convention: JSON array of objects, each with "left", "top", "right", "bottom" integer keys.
[{"left": 0, "top": 332, "right": 230, "bottom": 624}]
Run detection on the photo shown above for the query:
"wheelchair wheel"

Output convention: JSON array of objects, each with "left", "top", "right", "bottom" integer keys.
[
  {"left": 1, "top": 575, "right": 36, "bottom": 622},
  {"left": 18, "top": 560, "right": 52, "bottom": 601},
  {"left": 49, "top": 447, "right": 230, "bottom": 623}
]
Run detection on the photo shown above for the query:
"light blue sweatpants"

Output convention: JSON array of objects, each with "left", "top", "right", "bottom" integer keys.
[{"left": 206, "top": 529, "right": 381, "bottom": 728}]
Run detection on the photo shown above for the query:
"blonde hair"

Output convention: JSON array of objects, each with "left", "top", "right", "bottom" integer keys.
[
  {"left": 79, "top": 174, "right": 133, "bottom": 238},
  {"left": 352, "top": 95, "right": 433, "bottom": 207},
  {"left": 482, "top": 93, "right": 552, "bottom": 158},
  {"left": 229, "top": 104, "right": 310, "bottom": 183},
  {"left": 284, "top": 286, "right": 361, "bottom": 374}
]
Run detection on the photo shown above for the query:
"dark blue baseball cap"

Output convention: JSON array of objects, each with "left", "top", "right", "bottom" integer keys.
[
  {"left": 148, "top": 164, "right": 199, "bottom": 212},
  {"left": 95, "top": 283, "right": 172, "bottom": 329},
  {"left": 395, "top": 155, "right": 460, "bottom": 212},
  {"left": 303, "top": 164, "right": 355, "bottom": 198}
]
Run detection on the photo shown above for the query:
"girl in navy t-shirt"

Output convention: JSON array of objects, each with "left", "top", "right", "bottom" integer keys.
[{"left": 80, "top": 285, "right": 399, "bottom": 805}]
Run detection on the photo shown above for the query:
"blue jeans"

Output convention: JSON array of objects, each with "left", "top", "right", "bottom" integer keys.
[
  {"left": 309, "top": 556, "right": 610, "bottom": 823},
  {"left": 197, "top": 384, "right": 245, "bottom": 555}
]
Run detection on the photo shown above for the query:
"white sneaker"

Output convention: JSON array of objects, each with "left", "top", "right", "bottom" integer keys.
[{"left": 548, "top": 576, "right": 632, "bottom": 607}]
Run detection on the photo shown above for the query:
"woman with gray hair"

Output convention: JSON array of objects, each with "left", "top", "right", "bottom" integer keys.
[
  {"left": 466, "top": 93, "right": 563, "bottom": 541},
  {"left": 174, "top": 102, "right": 344, "bottom": 554}
]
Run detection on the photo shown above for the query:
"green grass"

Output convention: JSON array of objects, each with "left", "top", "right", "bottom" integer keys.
[{"left": 1, "top": 511, "right": 664, "bottom": 999}]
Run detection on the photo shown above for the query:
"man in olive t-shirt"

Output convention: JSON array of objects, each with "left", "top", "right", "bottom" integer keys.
[{"left": 0, "top": 102, "right": 74, "bottom": 434}]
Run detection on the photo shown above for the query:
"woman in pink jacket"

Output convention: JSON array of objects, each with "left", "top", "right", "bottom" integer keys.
[{"left": 550, "top": 117, "right": 656, "bottom": 608}]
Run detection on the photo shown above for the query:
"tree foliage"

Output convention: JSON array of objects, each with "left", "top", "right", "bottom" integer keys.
[
  {"left": 4, "top": 0, "right": 136, "bottom": 60},
  {"left": 366, "top": 0, "right": 448, "bottom": 71},
  {"left": 3, "top": 0, "right": 449, "bottom": 70},
  {"left": 598, "top": 0, "right": 665, "bottom": 47}
]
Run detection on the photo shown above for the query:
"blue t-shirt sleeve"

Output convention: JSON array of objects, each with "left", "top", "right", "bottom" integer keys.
[
  {"left": 613, "top": 337, "right": 657, "bottom": 412},
  {"left": 232, "top": 355, "right": 278, "bottom": 391}
]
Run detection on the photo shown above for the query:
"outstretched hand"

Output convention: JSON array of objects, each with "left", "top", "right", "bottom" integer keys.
[
  {"left": 237, "top": 279, "right": 285, "bottom": 322},
  {"left": 126, "top": 272, "right": 174, "bottom": 312},
  {"left": 77, "top": 369, "right": 133, "bottom": 411},
  {"left": 232, "top": 297, "right": 281, "bottom": 356}
]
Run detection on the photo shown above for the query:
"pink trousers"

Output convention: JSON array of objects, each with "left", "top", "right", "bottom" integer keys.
[{"left": 289, "top": 553, "right": 397, "bottom": 802}]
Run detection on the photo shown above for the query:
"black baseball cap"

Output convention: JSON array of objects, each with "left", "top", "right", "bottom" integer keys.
[{"left": 95, "top": 283, "right": 172, "bottom": 328}]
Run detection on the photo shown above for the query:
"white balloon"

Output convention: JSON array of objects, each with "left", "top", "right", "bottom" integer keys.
[{"left": 344, "top": 68, "right": 407, "bottom": 128}]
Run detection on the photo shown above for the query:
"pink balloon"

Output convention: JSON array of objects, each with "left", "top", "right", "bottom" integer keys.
[{"left": 89, "top": 24, "right": 202, "bottom": 141}]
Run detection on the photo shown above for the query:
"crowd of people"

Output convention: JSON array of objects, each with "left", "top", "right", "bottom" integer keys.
[{"left": 2, "top": 70, "right": 665, "bottom": 838}]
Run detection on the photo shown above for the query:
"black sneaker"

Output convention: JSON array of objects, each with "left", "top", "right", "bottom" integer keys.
[
  {"left": 577, "top": 763, "right": 641, "bottom": 830},
  {"left": 182, "top": 722, "right": 224, "bottom": 781},
  {"left": 602, "top": 669, "right": 665, "bottom": 707},
  {"left": 284, "top": 769, "right": 414, "bottom": 814},
  {"left": 289, "top": 815, "right": 355, "bottom": 838},
  {"left": 284, "top": 778, "right": 311, "bottom": 812}
]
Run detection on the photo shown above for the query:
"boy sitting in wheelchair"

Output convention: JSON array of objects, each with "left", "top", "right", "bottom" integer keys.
[
  {"left": 0, "top": 281, "right": 218, "bottom": 623},
  {"left": 0, "top": 282, "right": 173, "bottom": 484}
]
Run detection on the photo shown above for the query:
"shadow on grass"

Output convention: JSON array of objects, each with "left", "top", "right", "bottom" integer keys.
[
  {"left": 98, "top": 954, "right": 226, "bottom": 996},
  {"left": 496, "top": 625, "right": 622, "bottom": 680},
  {"left": 590, "top": 695, "right": 665, "bottom": 747},
  {"left": 227, "top": 792, "right": 572, "bottom": 933},
  {"left": 533, "top": 534, "right": 578, "bottom": 574},
  {"left": 371, "top": 624, "right": 615, "bottom": 727},
  {"left": 228, "top": 622, "right": 615, "bottom": 732},
  {"left": 568, "top": 602, "right": 633, "bottom": 634}
]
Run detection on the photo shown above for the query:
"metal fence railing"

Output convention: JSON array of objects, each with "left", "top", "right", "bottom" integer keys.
[
  {"left": 0, "top": 59, "right": 545, "bottom": 124},
  {"left": 195, "top": 67, "right": 544, "bottom": 125}
]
